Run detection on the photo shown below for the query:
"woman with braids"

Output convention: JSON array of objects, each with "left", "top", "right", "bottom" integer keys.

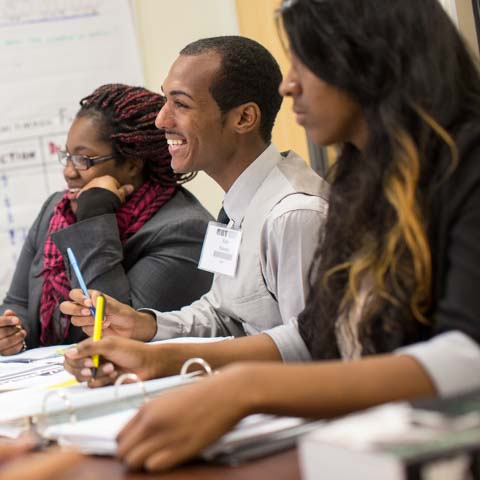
[
  {"left": 0, "top": 83, "right": 213, "bottom": 353},
  {"left": 62, "top": 0, "right": 480, "bottom": 471}
]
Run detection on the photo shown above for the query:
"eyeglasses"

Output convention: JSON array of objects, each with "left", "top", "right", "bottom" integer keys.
[{"left": 57, "top": 150, "right": 115, "bottom": 170}]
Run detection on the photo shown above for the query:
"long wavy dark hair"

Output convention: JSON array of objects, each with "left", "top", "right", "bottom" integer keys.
[{"left": 279, "top": 0, "right": 480, "bottom": 359}]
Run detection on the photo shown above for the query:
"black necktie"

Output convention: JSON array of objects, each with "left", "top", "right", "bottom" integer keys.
[{"left": 216, "top": 207, "right": 230, "bottom": 225}]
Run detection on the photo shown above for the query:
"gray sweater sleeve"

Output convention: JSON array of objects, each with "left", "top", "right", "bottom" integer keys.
[
  {"left": 51, "top": 213, "right": 131, "bottom": 303},
  {"left": 3, "top": 189, "right": 212, "bottom": 347},
  {"left": 0, "top": 219, "right": 39, "bottom": 337},
  {"left": 0, "top": 193, "right": 59, "bottom": 343},
  {"left": 51, "top": 189, "right": 213, "bottom": 314}
]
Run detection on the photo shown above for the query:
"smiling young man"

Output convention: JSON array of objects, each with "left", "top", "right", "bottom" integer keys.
[{"left": 62, "top": 36, "right": 329, "bottom": 366}]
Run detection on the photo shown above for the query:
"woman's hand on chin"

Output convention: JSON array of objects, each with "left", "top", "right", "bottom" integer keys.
[{"left": 79, "top": 175, "right": 134, "bottom": 203}]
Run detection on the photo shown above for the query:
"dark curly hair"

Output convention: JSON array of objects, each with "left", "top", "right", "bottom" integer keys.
[
  {"left": 77, "top": 83, "right": 195, "bottom": 185},
  {"left": 279, "top": 0, "right": 480, "bottom": 359},
  {"left": 180, "top": 36, "right": 283, "bottom": 143}
]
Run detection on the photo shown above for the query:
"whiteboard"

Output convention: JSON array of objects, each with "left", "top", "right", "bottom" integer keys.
[{"left": 0, "top": 0, "right": 143, "bottom": 299}]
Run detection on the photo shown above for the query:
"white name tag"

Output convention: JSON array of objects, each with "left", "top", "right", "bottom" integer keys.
[{"left": 198, "top": 222, "right": 242, "bottom": 277}]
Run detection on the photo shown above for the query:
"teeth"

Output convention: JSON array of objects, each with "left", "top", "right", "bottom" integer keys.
[
  {"left": 167, "top": 139, "right": 186, "bottom": 146},
  {"left": 69, "top": 188, "right": 80, "bottom": 193}
]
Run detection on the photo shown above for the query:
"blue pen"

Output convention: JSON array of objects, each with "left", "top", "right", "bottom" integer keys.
[{"left": 66, "top": 247, "right": 96, "bottom": 318}]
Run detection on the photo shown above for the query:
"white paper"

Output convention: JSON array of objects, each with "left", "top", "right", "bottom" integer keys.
[
  {"left": 0, "top": 344, "right": 71, "bottom": 363},
  {"left": 45, "top": 410, "right": 310, "bottom": 458},
  {"left": 44, "top": 408, "right": 137, "bottom": 454}
]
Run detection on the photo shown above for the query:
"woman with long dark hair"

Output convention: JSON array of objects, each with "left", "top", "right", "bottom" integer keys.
[
  {"left": 0, "top": 84, "right": 212, "bottom": 352},
  {"left": 62, "top": 0, "right": 480, "bottom": 471}
]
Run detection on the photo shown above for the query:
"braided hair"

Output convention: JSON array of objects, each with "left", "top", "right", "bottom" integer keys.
[{"left": 77, "top": 83, "right": 195, "bottom": 185}]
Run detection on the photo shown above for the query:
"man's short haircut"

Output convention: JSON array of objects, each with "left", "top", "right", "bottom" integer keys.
[{"left": 180, "top": 36, "right": 283, "bottom": 143}]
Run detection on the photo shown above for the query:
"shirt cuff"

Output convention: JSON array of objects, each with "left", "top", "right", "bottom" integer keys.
[
  {"left": 264, "top": 319, "right": 312, "bottom": 363},
  {"left": 138, "top": 308, "right": 183, "bottom": 341},
  {"left": 395, "top": 331, "right": 480, "bottom": 397}
]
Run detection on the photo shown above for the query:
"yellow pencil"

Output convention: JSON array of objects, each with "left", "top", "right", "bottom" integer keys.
[{"left": 92, "top": 295, "right": 105, "bottom": 378}]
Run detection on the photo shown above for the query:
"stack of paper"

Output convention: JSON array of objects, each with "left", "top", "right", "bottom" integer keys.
[
  {"left": 202, "top": 415, "right": 323, "bottom": 464},
  {"left": 0, "top": 345, "right": 71, "bottom": 392},
  {"left": 43, "top": 409, "right": 321, "bottom": 462},
  {"left": 44, "top": 409, "right": 137, "bottom": 455}
]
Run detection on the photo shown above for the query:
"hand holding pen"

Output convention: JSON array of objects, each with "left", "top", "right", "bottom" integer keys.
[
  {"left": 92, "top": 295, "right": 105, "bottom": 379},
  {"left": 0, "top": 309, "right": 27, "bottom": 355},
  {"left": 60, "top": 289, "right": 157, "bottom": 341},
  {"left": 67, "top": 248, "right": 96, "bottom": 318}
]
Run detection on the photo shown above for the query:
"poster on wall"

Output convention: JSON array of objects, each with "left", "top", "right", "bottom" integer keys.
[{"left": 0, "top": 0, "right": 143, "bottom": 300}]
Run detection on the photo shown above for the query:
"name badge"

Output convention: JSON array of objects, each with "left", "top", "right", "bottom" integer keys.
[{"left": 198, "top": 221, "right": 242, "bottom": 277}]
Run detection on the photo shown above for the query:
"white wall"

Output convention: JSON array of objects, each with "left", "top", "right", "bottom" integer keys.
[{"left": 134, "top": 0, "right": 240, "bottom": 216}]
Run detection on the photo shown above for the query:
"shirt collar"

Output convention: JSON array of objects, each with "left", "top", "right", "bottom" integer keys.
[{"left": 223, "top": 143, "right": 281, "bottom": 227}]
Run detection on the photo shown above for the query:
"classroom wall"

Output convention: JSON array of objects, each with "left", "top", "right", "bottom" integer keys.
[
  {"left": 456, "top": 0, "right": 480, "bottom": 57},
  {"left": 234, "top": 0, "right": 309, "bottom": 162},
  {"left": 133, "top": 0, "right": 241, "bottom": 216}
]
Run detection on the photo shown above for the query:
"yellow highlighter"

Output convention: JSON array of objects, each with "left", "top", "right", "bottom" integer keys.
[{"left": 92, "top": 294, "right": 105, "bottom": 378}]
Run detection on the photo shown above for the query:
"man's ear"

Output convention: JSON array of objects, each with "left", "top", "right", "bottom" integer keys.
[{"left": 231, "top": 102, "right": 261, "bottom": 135}]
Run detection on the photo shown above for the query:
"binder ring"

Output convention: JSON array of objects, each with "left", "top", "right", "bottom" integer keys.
[
  {"left": 39, "top": 389, "right": 76, "bottom": 428},
  {"left": 114, "top": 373, "right": 149, "bottom": 403},
  {"left": 180, "top": 358, "right": 213, "bottom": 378}
]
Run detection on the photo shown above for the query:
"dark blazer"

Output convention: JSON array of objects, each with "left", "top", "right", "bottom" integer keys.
[
  {"left": 0, "top": 187, "right": 213, "bottom": 347},
  {"left": 427, "top": 123, "right": 480, "bottom": 346},
  {"left": 371, "top": 122, "right": 480, "bottom": 352}
]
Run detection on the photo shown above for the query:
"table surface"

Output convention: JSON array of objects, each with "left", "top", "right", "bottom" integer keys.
[{"left": 56, "top": 448, "right": 301, "bottom": 480}]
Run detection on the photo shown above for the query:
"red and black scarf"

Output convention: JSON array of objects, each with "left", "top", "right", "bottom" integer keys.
[{"left": 39, "top": 180, "right": 177, "bottom": 345}]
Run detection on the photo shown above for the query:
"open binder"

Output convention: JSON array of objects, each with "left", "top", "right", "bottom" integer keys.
[
  {"left": 44, "top": 408, "right": 323, "bottom": 463},
  {"left": 38, "top": 358, "right": 321, "bottom": 464},
  {"left": 0, "top": 366, "right": 203, "bottom": 439},
  {"left": 0, "top": 339, "right": 230, "bottom": 436}
]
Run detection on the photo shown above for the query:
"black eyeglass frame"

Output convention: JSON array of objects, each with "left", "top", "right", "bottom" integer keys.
[{"left": 57, "top": 150, "right": 115, "bottom": 170}]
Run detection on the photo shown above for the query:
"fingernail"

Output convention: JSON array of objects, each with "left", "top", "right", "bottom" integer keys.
[
  {"left": 81, "top": 368, "right": 92, "bottom": 377},
  {"left": 81, "top": 308, "right": 90, "bottom": 315},
  {"left": 102, "top": 363, "right": 114, "bottom": 373},
  {"left": 10, "top": 317, "right": 19, "bottom": 325},
  {"left": 66, "top": 347, "right": 78, "bottom": 357},
  {"left": 84, "top": 359, "right": 94, "bottom": 368}
]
